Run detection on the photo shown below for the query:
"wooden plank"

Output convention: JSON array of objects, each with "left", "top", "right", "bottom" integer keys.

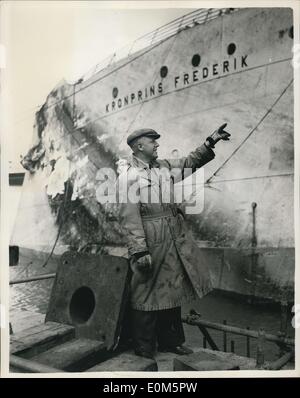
[
  {"left": 10, "top": 355, "right": 61, "bottom": 373},
  {"left": 32, "top": 338, "right": 107, "bottom": 372},
  {"left": 10, "top": 310, "right": 45, "bottom": 335},
  {"left": 174, "top": 357, "right": 239, "bottom": 371},
  {"left": 10, "top": 322, "right": 75, "bottom": 358},
  {"left": 173, "top": 349, "right": 256, "bottom": 371},
  {"left": 86, "top": 352, "right": 157, "bottom": 372}
]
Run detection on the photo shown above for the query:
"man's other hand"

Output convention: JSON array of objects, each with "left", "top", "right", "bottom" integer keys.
[{"left": 136, "top": 254, "right": 152, "bottom": 272}]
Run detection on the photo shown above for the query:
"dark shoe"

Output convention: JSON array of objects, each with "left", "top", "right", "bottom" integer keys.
[
  {"left": 158, "top": 345, "right": 194, "bottom": 355},
  {"left": 134, "top": 349, "right": 155, "bottom": 360}
]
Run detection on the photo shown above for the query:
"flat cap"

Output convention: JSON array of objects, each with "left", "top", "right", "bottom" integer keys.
[{"left": 127, "top": 128, "right": 160, "bottom": 146}]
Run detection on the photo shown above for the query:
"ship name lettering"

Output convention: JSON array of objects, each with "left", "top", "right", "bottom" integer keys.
[{"left": 105, "top": 56, "right": 248, "bottom": 113}]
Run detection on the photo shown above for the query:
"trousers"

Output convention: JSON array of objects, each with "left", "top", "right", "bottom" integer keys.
[{"left": 131, "top": 306, "right": 185, "bottom": 353}]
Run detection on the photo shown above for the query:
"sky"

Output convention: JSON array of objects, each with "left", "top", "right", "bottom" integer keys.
[{"left": 1, "top": 1, "right": 196, "bottom": 169}]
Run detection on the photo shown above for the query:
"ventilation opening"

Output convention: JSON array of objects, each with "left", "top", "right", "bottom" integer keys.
[{"left": 69, "top": 286, "right": 96, "bottom": 324}]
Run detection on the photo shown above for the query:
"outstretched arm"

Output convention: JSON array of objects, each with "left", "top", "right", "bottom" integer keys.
[{"left": 164, "top": 123, "right": 231, "bottom": 181}]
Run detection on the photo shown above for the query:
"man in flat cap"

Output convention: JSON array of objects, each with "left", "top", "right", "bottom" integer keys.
[{"left": 117, "top": 124, "right": 230, "bottom": 359}]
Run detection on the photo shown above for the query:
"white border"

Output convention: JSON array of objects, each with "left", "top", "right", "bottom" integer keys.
[{"left": 1, "top": 0, "right": 299, "bottom": 378}]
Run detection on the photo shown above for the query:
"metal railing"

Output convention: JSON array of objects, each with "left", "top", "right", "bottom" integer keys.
[
  {"left": 183, "top": 313, "right": 294, "bottom": 347},
  {"left": 9, "top": 273, "right": 56, "bottom": 285},
  {"left": 82, "top": 8, "right": 239, "bottom": 81},
  {"left": 183, "top": 310, "right": 295, "bottom": 370}
]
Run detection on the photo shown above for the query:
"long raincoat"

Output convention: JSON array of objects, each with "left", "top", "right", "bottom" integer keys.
[{"left": 118, "top": 143, "right": 215, "bottom": 311}]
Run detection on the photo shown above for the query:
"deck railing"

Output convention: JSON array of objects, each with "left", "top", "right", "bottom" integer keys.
[{"left": 81, "top": 8, "right": 239, "bottom": 81}]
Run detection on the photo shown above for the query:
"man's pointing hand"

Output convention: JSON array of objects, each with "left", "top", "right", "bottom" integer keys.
[{"left": 207, "top": 123, "right": 231, "bottom": 147}]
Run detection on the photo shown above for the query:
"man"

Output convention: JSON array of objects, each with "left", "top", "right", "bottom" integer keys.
[{"left": 117, "top": 124, "right": 230, "bottom": 359}]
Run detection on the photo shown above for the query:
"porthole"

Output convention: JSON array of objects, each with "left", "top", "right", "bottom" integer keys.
[
  {"left": 160, "top": 66, "right": 168, "bottom": 78},
  {"left": 112, "top": 87, "right": 118, "bottom": 98},
  {"left": 227, "top": 43, "right": 236, "bottom": 55},
  {"left": 191, "top": 54, "right": 201, "bottom": 67}
]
